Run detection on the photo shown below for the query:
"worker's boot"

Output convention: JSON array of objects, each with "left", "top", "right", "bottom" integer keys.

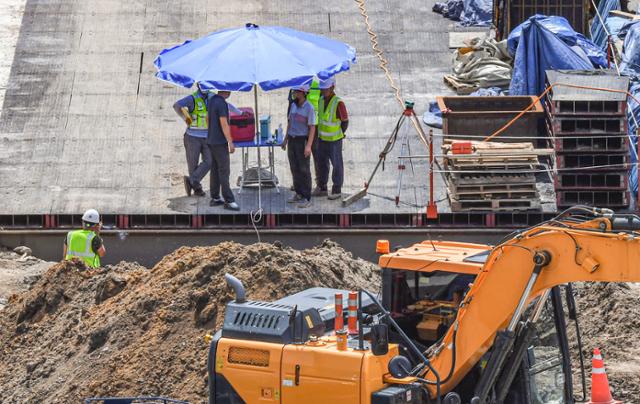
[
  {"left": 224, "top": 201, "right": 240, "bottom": 211},
  {"left": 311, "top": 187, "right": 328, "bottom": 197},
  {"left": 183, "top": 176, "right": 193, "bottom": 196}
]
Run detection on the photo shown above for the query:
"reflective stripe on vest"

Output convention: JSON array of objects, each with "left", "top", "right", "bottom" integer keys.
[
  {"left": 65, "top": 229, "right": 100, "bottom": 268},
  {"left": 318, "top": 95, "right": 344, "bottom": 142},
  {"left": 190, "top": 91, "right": 208, "bottom": 129},
  {"left": 306, "top": 79, "right": 321, "bottom": 122}
]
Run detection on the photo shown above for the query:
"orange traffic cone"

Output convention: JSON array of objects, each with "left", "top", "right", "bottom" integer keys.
[{"left": 587, "top": 348, "right": 622, "bottom": 404}]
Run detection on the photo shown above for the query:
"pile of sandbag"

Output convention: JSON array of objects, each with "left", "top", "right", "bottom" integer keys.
[{"left": 444, "top": 37, "right": 513, "bottom": 94}]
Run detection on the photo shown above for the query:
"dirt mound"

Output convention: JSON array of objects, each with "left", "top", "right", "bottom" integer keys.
[
  {"left": 570, "top": 282, "right": 640, "bottom": 401},
  {"left": 0, "top": 240, "right": 379, "bottom": 403},
  {"left": 0, "top": 247, "right": 54, "bottom": 310}
]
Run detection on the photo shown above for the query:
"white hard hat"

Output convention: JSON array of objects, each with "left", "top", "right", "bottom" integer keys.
[
  {"left": 292, "top": 84, "right": 310, "bottom": 92},
  {"left": 82, "top": 209, "right": 100, "bottom": 224},
  {"left": 318, "top": 77, "right": 335, "bottom": 89}
]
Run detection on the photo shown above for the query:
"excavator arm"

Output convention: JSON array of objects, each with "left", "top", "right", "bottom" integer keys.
[{"left": 424, "top": 210, "right": 640, "bottom": 400}]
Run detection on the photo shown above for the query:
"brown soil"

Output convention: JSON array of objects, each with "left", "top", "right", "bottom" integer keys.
[
  {"left": 570, "top": 282, "right": 640, "bottom": 401},
  {"left": 0, "top": 240, "right": 379, "bottom": 403}
]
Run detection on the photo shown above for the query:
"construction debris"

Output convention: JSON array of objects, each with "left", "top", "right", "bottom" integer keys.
[
  {"left": 444, "top": 37, "right": 512, "bottom": 95},
  {"left": 443, "top": 141, "right": 549, "bottom": 211},
  {"left": 0, "top": 241, "right": 379, "bottom": 403}
]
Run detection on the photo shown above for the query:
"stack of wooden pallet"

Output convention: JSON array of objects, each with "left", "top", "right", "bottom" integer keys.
[{"left": 443, "top": 141, "right": 544, "bottom": 212}]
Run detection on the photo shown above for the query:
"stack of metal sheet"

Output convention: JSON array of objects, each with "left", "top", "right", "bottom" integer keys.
[{"left": 545, "top": 70, "right": 631, "bottom": 209}]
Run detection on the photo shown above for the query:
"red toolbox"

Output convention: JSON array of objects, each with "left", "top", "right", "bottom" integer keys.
[
  {"left": 229, "top": 107, "right": 255, "bottom": 142},
  {"left": 451, "top": 141, "right": 473, "bottom": 154}
]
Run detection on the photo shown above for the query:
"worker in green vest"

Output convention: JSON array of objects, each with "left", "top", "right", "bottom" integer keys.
[
  {"left": 174, "top": 82, "right": 246, "bottom": 197},
  {"left": 63, "top": 209, "right": 106, "bottom": 268},
  {"left": 306, "top": 78, "right": 322, "bottom": 191},
  {"left": 174, "top": 82, "right": 212, "bottom": 197},
  {"left": 313, "top": 77, "right": 349, "bottom": 200}
]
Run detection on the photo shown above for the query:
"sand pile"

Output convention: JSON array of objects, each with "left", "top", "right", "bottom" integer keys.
[{"left": 0, "top": 240, "right": 379, "bottom": 403}]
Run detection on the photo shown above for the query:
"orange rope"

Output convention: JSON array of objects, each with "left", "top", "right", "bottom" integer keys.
[{"left": 483, "top": 83, "right": 640, "bottom": 142}]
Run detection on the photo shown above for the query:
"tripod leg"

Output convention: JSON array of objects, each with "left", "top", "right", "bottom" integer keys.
[{"left": 342, "top": 114, "right": 406, "bottom": 206}]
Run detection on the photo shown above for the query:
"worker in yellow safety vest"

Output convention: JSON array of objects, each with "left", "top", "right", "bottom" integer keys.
[
  {"left": 63, "top": 209, "right": 106, "bottom": 268},
  {"left": 313, "top": 77, "right": 349, "bottom": 200},
  {"left": 305, "top": 79, "right": 322, "bottom": 191},
  {"left": 173, "top": 82, "right": 212, "bottom": 197},
  {"left": 174, "top": 83, "right": 247, "bottom": 198}
]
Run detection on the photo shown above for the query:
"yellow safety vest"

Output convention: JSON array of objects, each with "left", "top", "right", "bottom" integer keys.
[
  {"left": 306, "top": 79, "right": 321, "bottom": 122},
  {"left": 318, "top": 95, "right": 344, "bottom": 142},
  {"left": 65, "top": 229, "right": 100, "bottom": 268},
  {"left": 190, "top": 91, "right": 208, "bottom": 129}
]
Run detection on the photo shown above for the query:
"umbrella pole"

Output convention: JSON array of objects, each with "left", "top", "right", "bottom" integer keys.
[{"left": 254, "top": 85, "right": 262, "bottom": 213}]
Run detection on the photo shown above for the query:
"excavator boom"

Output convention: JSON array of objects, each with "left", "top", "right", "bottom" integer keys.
[{"left": 409, "top": 210, "right": 640, "bottom": 398}]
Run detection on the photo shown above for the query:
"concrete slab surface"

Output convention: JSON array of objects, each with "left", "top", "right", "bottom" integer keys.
[{"left": 0, "top": 0, "right": 552, "bottom": 216}]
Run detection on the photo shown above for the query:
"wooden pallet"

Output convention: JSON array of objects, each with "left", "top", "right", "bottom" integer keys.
[
  {"left": 448, "top": 187, "right": 537, "bottom": 201},
  {"left": 450, "top": 197, "right": 541, "bottom": 212},
  {"left": 449, "top": 172, "right": 536, "bottom": 186},
  {"left": 450, "top": 182, "right": 537, "bottom": 194},
  {"left": 443, "top": 75, "right": 478, "bottom": 95}
]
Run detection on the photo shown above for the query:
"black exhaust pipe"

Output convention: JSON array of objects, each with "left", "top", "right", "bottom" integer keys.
[{"left": 224, "top": 273, "right": 246, "bottom": 303}]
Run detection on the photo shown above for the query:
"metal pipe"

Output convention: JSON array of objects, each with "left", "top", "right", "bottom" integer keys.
[
  {"left": 429, "top": 130, "right": 434, "bottom": 209},
  {"left": 507, "top": 251, "right": 551, "bottom": 332},
  {"left": 224, "top": 273, "right": 246, "bottom": 303}
]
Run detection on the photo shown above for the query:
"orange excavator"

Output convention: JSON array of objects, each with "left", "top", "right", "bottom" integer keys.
[{"left": 208, "top": 206, "right": 640, "bottom": 403}]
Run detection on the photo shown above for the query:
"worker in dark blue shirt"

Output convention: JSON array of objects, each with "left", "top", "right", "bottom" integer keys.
[{"left": 207, "top": 90, "right": 239, "bottom": 211}]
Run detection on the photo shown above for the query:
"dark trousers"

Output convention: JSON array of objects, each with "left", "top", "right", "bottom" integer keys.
[
  {"left": 316, "top": 138, "right": 344, "bottom": 194},
  {"left": 208, "top": 144, "right": 235, "bottom": 202},
  {"left": 287, "top": 137, "right": 312, "bottom": 201},
  {"left": 310, "top": 128, "right": 320, "bottom": 187},
  {"left": 184, "top": 134, "right": 211, "bottom": 190}
]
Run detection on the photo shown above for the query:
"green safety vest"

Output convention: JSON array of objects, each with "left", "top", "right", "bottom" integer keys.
[
  {"left": 65, "top": 229, "right": 100, "bottom": 268},
  {"left": 190, "top": 91, "right": 208, "bottom": 129},
  {"left": 306, "top": 79, "right": 321, "bottom": 122},
  {"left": 318, "top": 95, "right": 344, "bottom": 141}
]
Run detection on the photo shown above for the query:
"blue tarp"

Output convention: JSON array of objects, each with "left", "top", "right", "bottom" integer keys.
[
  {"left": 469, "top": 87, "right": 504, "bottom": 96},
  {"left": 433, "top": 0, "right": 464, "bottom": 20},
  {"left": 423, "top": 102, "right": 443, "bottom": 129},
  {"left": 590, "top": 0, "right": 620, "bottom": 49},
  {"left": 618, "top": 19, "right": 640, "bottom": 39},
  {"left": 460, "top": 0, "right": 492, "bottom": 26},
  {"left": 508, "top": 15, "right": 608, "bottom": 68},
  {"left": 433, "top": 0, "right": 491, "bottom": 25},
  {"left": 620, "top": 21, "right": 640, "bottom": 79},
  {"left": 605, "top": 16, "right": 632, "bottom": 39},
  {"left": 509, "top": 16, "right": 603, "bottom": 96}
]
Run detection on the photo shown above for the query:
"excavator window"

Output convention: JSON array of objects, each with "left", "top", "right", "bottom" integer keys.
[{"left": 389, "top": 269, "right": 476, "bottom": 345}]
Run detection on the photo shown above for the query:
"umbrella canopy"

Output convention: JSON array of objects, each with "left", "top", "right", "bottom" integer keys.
[{"left": 154, "top": 23, "right": 356, "bottom": 91}]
